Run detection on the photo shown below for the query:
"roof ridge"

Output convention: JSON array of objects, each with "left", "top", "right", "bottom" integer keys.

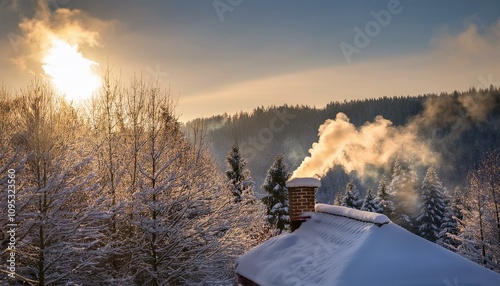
[
  {"left": 316, "top": 210, "right": 389, "bottom": 227},
  {"left": 314, "top": 204, "right": 391, "bottom": 227}
]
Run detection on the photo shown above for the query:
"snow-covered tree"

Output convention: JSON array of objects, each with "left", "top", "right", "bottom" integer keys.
[
  {"left": 454, "top": 181, "right": 491, "bottom": 269},
  {"left": 416, "top": 166, "right": 447, "bottom": 242},
  {"left": 361, "top": 189, "right": 378, "bottom": 212},
  {"left": 88, "top": 70, "right": 130, "bottom": 282},
  {"left": 121, "top": 86, "right": 194, "bottom": 284},
  {"left": 438, "top": 187, "right": 462, "bottom": 251},
  {"left": 452, "top": 152, "right": 500, "bottom": 272},
  {"left": 480, "top": 151, "right": 500, "bottom": 265},
  {"left": 389, "top": 155, "right": 419, "bottom": 232},
  {"left": 226, "top": 144, "right": 254, "bottom": 203},
  {"left": 261, "top": 155, "right": 291, "bottom": 234},
  {"left": 225, "top": 141, "right": 267, "bottom": 247},
  {"left": 7, "top": 81, "right": 109, "bottom": 285},
  {"left": 333, "top": 192, "right": 343, "bottom": 206},
  {"left": 375, "top": 175, "right": 395, "bottom": 217},
  {"left": 341, "top": 182, "right": 363, "bottom": 210}
]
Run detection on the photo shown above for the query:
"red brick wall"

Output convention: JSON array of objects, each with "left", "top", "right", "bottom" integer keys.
[{"left": 289, "top": 186, "right": 316, "bottom": 231}]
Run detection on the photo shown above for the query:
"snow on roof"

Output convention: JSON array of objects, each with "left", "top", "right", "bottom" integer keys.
[
  {"left": 315, "top": 204, "right": 390, "bottom": 226},
  {"left": 236, "top": 205, "right": 500, "bottom": 286},
  {"left": 286, "top": 177, "right": 321, "bottom": 188}
]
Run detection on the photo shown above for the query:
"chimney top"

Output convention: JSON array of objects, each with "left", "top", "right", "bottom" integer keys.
[
  {"left": 286, "top": 177, "right": 321, "bottom": 232},
  {"left": 286, "top": 177, "right": 321, "bottom": 188}
]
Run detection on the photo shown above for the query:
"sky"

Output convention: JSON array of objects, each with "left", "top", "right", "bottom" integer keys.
[{"left": 1, "top": 0, "right": 499, "bottom": 121}]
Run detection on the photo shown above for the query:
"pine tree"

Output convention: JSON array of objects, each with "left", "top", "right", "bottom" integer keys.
[
  {"left": 226, "top": 144, "right": 254, "bottom": 203},
  {"left": 225, "top": 145, "right": 267, "bottom": 249},
  {"left": 416, "top": 166, "right": 447, "bottom": 242},
  {"left": 361, "top": 189, "right": 378, "bottom": 212},
  {"left": 438, "top": 187, "right": 462, "bottom": 251},
  {"left": 389, "top": 155, "right": 419, "bottom": 232},
  {"left": 261, "top": 155, "right": 291, "bottom": 233},
  {"left": 375, "top": 175, "right": 395, "bottom": 217},
  {"left": 341, "top": 182, "right": 363, "bottom": 209}
]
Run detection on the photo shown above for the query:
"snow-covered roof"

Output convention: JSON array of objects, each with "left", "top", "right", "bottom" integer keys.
[
  {"left": 236, "top": 204, "right": 500, "bottom": 286},
  {"left": 315, "top": 204, "right": 390, "bottom": 226},
  {"left": 286, "top": 177, "right": 321, "bottom": 188}
]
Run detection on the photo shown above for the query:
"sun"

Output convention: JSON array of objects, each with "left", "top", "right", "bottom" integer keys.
[{"left": 42, "top": 37, "right": 101, "bottom": 101}]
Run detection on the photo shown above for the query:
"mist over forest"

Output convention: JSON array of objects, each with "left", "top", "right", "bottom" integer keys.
[{"left": 187, "top": 86, "right": 500, "bottom": 200}]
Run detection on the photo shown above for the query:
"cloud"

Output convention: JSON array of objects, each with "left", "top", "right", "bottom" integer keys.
[
  {"left": 12, "top": 0, "right": 113, "bottom": 75},
  {"left": 179, "top": 19, "right": 500, "bottom": 121},
  {"left": 431, "top": 20, "right": 500, "bottom": 60}
]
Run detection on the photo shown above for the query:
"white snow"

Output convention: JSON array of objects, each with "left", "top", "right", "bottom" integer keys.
[
  {"left": 236, "top": 206, "right": 500, "bottom": 286},
  {"left": 286, "top": 177, "right": 321, "bottom": 188},
  {"left": 315, "top": 203, "right": 390, "bottom": 225}
]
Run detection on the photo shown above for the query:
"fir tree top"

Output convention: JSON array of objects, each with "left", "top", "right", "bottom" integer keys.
[
  {"left": 226, "top": 144, "right": 254, "bottom": 203},
  {"left": 361, "top": 189, "right": 378, "bottom": 212},
  {"left": 261, "top": 155, "right": 290, "bottom": 194},
  {"left": 261, "top": 155, "right": 291, "bottom": 234},
  {"left": 417, "top": 166, "right": 447, "bottom": 242},
  {"left": 341, "top": 181, "right": 363, "bottom": 210}
]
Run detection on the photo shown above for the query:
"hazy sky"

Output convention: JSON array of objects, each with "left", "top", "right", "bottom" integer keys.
[{"left": 1, "top": 0, "right": 499, "bottom": 121}]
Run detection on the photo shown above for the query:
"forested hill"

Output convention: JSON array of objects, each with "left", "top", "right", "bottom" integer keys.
[{"left": 185, "top": 87, "right": 500, "bottom": 200}]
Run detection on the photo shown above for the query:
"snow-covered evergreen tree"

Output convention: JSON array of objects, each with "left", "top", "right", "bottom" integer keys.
[
  {"left": 438, "top": 187, "right": 462, "bottom": 251},
  {"left": 375, "top": 175, "right": 395, "bottom": 217},
  {"left": 261, "top": 155, "right": 291, "bottom": 234},
  {"left": 341, "top": 182, "right": 363, "bottom": 210},
  {"left": 389, "top": 155, "right": 419, "bottom": 232},
  {"left": 416, "top": 166, "right": 447, "bottom": 242},
  {"left": 361, "top": 189, "right": 378, "bottom": 212},
  {"left": 226, "top": 144, "right": 254, "bottom": 203},
  {"left": 225, "top": 143, "right": 267, "bottom": 247}
]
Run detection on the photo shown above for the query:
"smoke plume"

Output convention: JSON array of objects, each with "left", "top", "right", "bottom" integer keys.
[{"left": 293, "top": 89, "right": 499, "bottom": 179}]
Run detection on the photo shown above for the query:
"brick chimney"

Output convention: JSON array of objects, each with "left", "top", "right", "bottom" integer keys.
[{"left": 286, "top": 177, "right": 321, "bottom": 231}]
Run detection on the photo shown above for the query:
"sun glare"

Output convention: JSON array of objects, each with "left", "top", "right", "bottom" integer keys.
[{"left": 42, "top": 38, "right": 101, "bottom": 101}]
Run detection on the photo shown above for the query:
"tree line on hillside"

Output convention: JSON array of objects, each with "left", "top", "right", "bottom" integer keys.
[
  {"left": 0, "top": 77, "right": 267, "bottom": 285},
  {"left": 187, "top": 87, "right": 500, "bottom": 192}
]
